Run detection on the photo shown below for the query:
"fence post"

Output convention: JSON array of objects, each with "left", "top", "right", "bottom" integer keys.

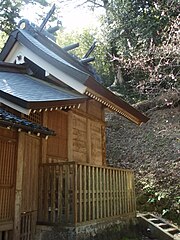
[
  {"left": 37, "top": 163, "right": 136, "bottom": 225},
  {"left": 73, "top": 163, "right": 78, "bottom": 225}
]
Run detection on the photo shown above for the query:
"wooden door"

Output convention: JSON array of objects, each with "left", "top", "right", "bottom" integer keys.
[
  {"left": 0, "top": 128, "right": 17, "bottom": 238},
  {"left": 20, "top": 134, "right": 40, "bottom": 240}
]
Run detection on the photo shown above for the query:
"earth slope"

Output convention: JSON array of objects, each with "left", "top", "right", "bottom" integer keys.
[{"left": 106, "top": 104, "right": 180, "bottom": 225}]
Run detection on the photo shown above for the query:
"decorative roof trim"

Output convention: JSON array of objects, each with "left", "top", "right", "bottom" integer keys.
[
  {"left": 0, "top": 108, "right": 55, "bottom": 138},
  {"left": 85, "top": 89, "right": 142, "bottom": 125},
  {"left": 85, "top": 77, "right": 149, "bottom": 125},
  {"left": 31, "top": 103, "right": 81, "bottom": 114}
]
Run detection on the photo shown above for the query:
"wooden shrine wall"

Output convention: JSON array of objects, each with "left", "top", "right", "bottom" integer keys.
[
  {"left": 44, "top": 100, "right": 105, "bottom": 165},
  {"left": 71, "top": 113, "right": 87, "bottom": 163},
  {"left": 70, "top": 100, "right": 105, "bottom": 165},
  {"left": 46, "top": 111, "right": 68, "bottom": 163},
  {"left": 0, "top": 127, "right": 17, "bottom": 223},
  {"left": 21, "top": 134, "right": 40, "bottom": 212},
  {"left": 89, "top": 120, "right": 103, "bottom": 165},
  {"left": 70, "top": 113, "right": 104, "bottom": 165}
]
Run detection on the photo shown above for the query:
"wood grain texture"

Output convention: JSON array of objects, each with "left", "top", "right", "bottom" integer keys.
[
  {"left": 47, "top": 111, "right": 68, "bottom": 161},
  {"left": 0, "top": 128, "right": 17, "bottom": 223},
  {"left": 38, "top": 162, "right": 136, "bottom": 226},
  {"left": 21, "top": 135, "right": 40, "bottom": 212}
]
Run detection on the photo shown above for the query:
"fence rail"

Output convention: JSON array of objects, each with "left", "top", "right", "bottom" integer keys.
[{"left": 38, "top": 162, "right": 136, "bottom": 226}]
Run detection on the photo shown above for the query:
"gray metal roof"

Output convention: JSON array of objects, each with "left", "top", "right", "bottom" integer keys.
[
  {"left": 0, "top": 71, "right": 86, "bottom": 108},
  {"left": 0, "top": 28, "right": 149, "bottom": 124},
  {"left": 16, "top": 29, "right": 90, "bottom": 84}
]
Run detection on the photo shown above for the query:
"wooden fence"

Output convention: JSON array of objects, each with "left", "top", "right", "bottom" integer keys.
[
  {"left": 38, "top": 162, "right": 136, "bottom": 226},
  {"left": 20, "top": 211, "right": 37, "bottom": 240}
]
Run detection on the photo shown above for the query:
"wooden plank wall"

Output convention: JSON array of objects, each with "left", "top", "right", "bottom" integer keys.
[
  {"left": 71, "top": 114, "right": 87, "bottom": 163},
  {"left": 71, "top": 113, "right": 104, "bottom": 165},
  {"left": 46, "top": 111, "right": 68, "bottom": 163},
  {"left": 0, "top": 128, "right": 17, "bottom": 223},
  {"left": 86, "top": 100, "right": 103, "bottom": 120},
  {"left": 89, "top": 121, "right": 103, "bottom": 165},
  {"left": 19, "top": 134, "right": 40, "bottom": 240},
  {"left": 21, "top": 135, "right": 40, "bottom": 212},
  {"left": 70, "top": 100, "right": 105, "bottom": 165},
  {"left": 44, "top": 100, "right": 105, "bottom": 166}
]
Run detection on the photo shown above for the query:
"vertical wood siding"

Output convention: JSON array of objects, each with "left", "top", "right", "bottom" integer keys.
[
  {"left": 45, "top": 104, "right": 105, "bottom": 166},
  {"left": 0, "top": 129, "right": 17, "bottom": 223},
  {"left": 19, "top": 134, "right": 40, "bottom": 240},
  {"left": 46, "top": 111, "right": 68, "bottom": 162},
  {"left": 0, "top": 230, "right": 12, "bottom": 240},
  {"left": 72, "top": 114, "right": 87, "bottom": 163},
  {"left": 87, "top": 100, "right": 103, "bottom": 120},
  {"left": 21, "top": 135, "right": 40, "bottom": 212},
  {"left": 71, "top": 112, "right": 104, "bottom": 165},
  {"left": 89, "top": 121, "right": 102, "bottom": 165}
]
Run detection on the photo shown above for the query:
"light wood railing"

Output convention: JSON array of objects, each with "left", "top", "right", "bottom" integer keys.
[{"left": 38, "top": 162, "right": 136, "bottom": 226}]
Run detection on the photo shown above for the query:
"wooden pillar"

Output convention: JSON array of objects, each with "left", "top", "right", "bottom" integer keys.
[
  {"left": 68, "top": 111, "right": 73, "bottom": 161},
  {"left": 13, "top": 132, "right": 25, "bottom": 240},
  {"left": 102, "top": 125, "right": 106, "bottom": 166},
  {"left": 86, "top": 119, "right": 91, "bottom": 163},
  {"left": 41, "top": 111, "right": 48, "bottom": 163}
]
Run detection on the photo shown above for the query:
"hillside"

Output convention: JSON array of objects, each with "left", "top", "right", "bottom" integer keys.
[{"left": 106, "top": 99, "right": 180, "bottom": 225}]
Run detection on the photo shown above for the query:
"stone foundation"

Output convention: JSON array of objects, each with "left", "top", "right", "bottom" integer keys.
[{"left": 35, "top": 215, "right": 137, "bottom": 240}]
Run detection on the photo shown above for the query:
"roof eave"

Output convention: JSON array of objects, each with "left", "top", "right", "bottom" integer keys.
[
  {"left": 27, "top": 98, "right": 87, "bottom": 109},
  {"left": 0, "top": 30, "right": 18, "bottom": 61},
  {"left": 0, "top": 120, "right": 55, "bottom": 137},
  {"left": 0, "top": 90, "right": 87, "bottom": 111},
  {"left": 85, "top": 77, "right": 149, "bottom": 125}
]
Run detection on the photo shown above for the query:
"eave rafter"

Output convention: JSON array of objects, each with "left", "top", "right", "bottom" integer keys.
[
  {"left": 30, "top": 103, "right": 81, "bottom": 114},
  {"left": 0, "top": 108, "right": 55, "bottom": 138},
  {"left": 85, "top": 89, "right": 142, "bottom": 125}
]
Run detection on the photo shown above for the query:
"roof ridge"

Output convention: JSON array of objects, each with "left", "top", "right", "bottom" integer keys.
[{"left": 17, "top": 24, "right": 94, "bottom": 76}]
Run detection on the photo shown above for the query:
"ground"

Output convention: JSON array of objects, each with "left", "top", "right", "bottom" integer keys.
[{"left": 106, "top": 102, "right": 180, "bottom": 226}]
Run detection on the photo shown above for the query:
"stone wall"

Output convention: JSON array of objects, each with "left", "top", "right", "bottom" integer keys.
[{"left": 35, "top": 216, "right": 137, "bottom": 240}]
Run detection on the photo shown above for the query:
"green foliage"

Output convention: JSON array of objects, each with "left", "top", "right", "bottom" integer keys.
[
  {"left": 136, "top": 175, "right": 180, "bottom": 225},
  {"left": 70, "top": 0, "right": 179, "bottom": 102},
  {"left": 0, "top": 0, "right": 58, "bottom": 50},
  {"left": 101, "top": 0, "right": 180, "bottom": 101},
  {"left": 105, "top": 0, "right": 179, "bottom": 53},
  {"left": 0, "top": 0, "right": 22, "bottom": 34},
  {"left": 0, "top": 0, "right": 57, "bottom": 34},
  {"left": 0, "top": 32, "right": 8, "bottom": 51}
]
